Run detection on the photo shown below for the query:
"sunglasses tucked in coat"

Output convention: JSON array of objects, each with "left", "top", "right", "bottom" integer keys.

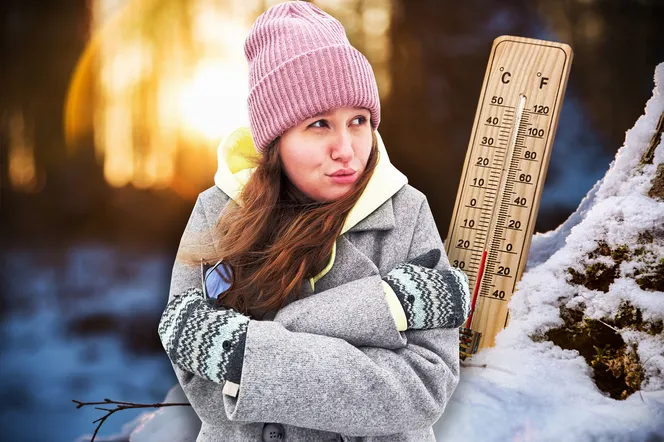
[{"left": 162, "top": 126, "right": 462, "bottom": 441}]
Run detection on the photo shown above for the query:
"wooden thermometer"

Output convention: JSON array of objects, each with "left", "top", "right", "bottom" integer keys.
[{"left": 445, "top": 36, "right": 573, "bottom": 358}]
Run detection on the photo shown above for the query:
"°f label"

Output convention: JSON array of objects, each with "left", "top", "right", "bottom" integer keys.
[{"left": 445, "top": 35, "right": 573, "bottom": 353}]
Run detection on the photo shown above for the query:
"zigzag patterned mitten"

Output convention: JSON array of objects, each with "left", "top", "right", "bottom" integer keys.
[
  {"left": 383, "top": 249, "right": 471, "bottom": 330},
  {"left": 158, "top": 287, "right": 250, "bottom": 385}
]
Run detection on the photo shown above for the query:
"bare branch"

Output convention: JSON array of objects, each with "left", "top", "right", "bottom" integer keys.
[{"left": 72, "top": 398, "right": 191, "bottom": 442}]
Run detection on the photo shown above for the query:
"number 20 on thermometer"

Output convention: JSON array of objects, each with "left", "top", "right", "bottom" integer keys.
[{"left": 445, "top": 36, "right": 573, "bottom": 358}]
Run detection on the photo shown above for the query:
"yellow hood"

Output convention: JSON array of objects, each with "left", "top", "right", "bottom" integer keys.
[{"left": 213, "top": 126, "right": 408, "bottom": 289}]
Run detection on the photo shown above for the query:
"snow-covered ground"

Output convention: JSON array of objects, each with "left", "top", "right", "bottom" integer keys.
[
  {"left": 84, "top": 62, "right": 664, "bottom": 442},
  {"left": 0, "top": 247, "right": 177, "bottom": 442},
  {"left": 435, "top": 62, "right": 664, "bottom": 441}
]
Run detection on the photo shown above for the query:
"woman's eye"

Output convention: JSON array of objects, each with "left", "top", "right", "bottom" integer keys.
[
  {"left": 352, "top": 116, "right": 368, "bottom": 125},
  {"left": 309, "top": 119, "right": 328, "bottom": 128}
]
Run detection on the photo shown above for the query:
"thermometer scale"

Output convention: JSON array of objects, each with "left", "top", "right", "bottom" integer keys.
[{"left": 445, "top": 36, "right": 573, "bottom": 358}]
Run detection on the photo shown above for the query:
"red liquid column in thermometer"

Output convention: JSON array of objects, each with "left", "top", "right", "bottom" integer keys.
[{"left": 465, "top": 250, "right": 487, "bottom": 328}]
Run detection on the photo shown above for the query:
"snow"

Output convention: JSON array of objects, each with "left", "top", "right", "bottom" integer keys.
[
  {"left": 0, "top": 246, "right": 176, "bottom": 442},
  {"left": 435, "top": 61, "right": 664, "bottom": 441},
  {"left": 76, "top": 63, "right": 664, "bottom": 442}
]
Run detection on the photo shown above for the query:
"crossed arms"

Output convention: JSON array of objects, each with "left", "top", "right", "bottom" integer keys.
[{"left": 159, "top": 190, "right": 461, "bottom": 437}]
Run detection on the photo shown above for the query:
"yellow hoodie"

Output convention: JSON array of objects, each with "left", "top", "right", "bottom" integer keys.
[{"left": 213, "top": 126, "right": 409, "bottom": 331}]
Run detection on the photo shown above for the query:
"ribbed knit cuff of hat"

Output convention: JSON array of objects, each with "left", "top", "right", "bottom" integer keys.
[{"left": 247, "top": 44, "right": 380, "bottom": 152}]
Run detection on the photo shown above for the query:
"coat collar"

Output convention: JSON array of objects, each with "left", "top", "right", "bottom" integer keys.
[{"left": 346, "top": 196, "right": 396, "bottom": 233}]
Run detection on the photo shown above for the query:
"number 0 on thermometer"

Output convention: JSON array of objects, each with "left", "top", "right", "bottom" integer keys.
[{"left": 445, "top": 36, "right": 573, "bottom": 358}]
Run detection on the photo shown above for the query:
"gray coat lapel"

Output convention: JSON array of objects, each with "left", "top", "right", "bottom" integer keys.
[
  {"left": 309, "top": 198, "right": 396, "bottom": 294},
  {"left": 347, "top": 197, "right": 396, "bottom": 233}
]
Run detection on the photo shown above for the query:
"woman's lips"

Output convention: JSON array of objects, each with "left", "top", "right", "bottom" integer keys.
[{"left": 328, "top": 171, "right": 357, "bottom": 184}]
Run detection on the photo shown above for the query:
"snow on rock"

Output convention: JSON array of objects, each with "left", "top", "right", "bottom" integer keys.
[
  {"left": 525, "top": 175, "right": 603, "bottom": 271},
  {"left": 435, "top": 62, "right": 664, "bottom": 441},
  {"left": 84, "top": 63, "right": 664, "bottom": 442}
]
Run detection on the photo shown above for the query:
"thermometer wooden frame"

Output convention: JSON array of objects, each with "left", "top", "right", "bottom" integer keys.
[{"left": 445, "top": 35, "right": 574, "bottom": 358}]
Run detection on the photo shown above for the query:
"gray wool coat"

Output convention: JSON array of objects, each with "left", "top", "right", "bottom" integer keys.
[{"left": 164, "top": 183, "right": 460, "bottom": 442}]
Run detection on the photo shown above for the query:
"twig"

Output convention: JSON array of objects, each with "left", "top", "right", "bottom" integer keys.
[
  {"left": 597, "top": 318, "right": 620, "bottom": 334},
  {"left": 461, "top": 361, "right": 487, "bottom": 368},
  {"left": 460, "top": 361, "right": 516, "bottom": 375},
  {"left": 72, "top": 398, "right": 191, "bottom": 442}
]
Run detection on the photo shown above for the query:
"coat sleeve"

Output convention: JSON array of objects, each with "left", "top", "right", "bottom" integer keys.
[
  {"left": 272, "top": 276, "right": 408, "bottom": 350},
  {"left": 217, "top": 195, "right": 461, "bottom": 437}
]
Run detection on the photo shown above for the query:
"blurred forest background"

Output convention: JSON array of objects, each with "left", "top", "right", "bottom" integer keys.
[{"left": 1, "top": 0, "right": 663, "bottom": 441}]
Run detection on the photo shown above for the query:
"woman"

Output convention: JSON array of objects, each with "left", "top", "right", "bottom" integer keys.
[{"left": 158, "top": 2, "right": 471, "bottom": 441}]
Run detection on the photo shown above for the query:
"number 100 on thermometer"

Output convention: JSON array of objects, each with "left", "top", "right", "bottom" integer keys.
[{"left": 445, "top": 36, "right": 573, "bottom": 357}]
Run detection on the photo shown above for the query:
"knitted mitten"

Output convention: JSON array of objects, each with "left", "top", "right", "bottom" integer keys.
[
  {"left": 382, "top": 249, "right": 471, "bottom": 330},
  {"left": 158, "top": 287, "right": 250, "bottom": 385}
]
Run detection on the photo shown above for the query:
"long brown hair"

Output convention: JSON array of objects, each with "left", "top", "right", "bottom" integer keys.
[{"left": 178, "top": 131, "right": 379, "bottom": 319}]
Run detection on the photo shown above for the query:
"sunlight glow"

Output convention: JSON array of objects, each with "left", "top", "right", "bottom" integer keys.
[
  {"left": 179, "top": 61, "right": 249, "bottom": 141},
  {"left": 8, "top": 110, "right": 38, "bottom": 192},
  {"left": 64, "top": 0, "right": 392, "bottom": 194}
]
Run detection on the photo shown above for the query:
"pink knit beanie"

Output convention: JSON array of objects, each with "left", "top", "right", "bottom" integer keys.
[{"left": 245, "top": 1, "right": 381, "bottom": 153}]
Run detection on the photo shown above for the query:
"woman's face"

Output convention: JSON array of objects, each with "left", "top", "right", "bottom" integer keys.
[{"left": 277, "top": 106, "right": 373, "bottom": 203}]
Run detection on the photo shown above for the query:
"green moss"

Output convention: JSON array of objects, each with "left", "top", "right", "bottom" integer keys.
[
  {"left": 609, "top": 300, "right": 663, "bottom": 336},
  {"left": 588, "top": 240, "right": 612, "bottom": 259},
  {"left": 648, "top": 319, "right": 664, "bottom": 336},
  {"left": 637, "top": 231, "right": 654, "bottom": 245},
  {"left": 566, "top": 241, "right": 634, "bottom": 293},
  {"left": 635, "top": 257, "right": 664, "bottom": 292},
  {"left": 543, "top": 304, "right": 645, "bottom": 400},
  {"left": 568, "top": 240, "right": 663, "bottom": 293},
  {"left": 637, "top": 228, "right": 664, "bottom": 244},
  {"left": 591, "top": 343, "right": 644, "bottom": 400},
  {"left": 535, "top": 235, "right": 662, "bottom": 399},
  {"left": 566, "top": 261, "right": 619, "bottom": 293},
  {"left": 614, "top": 301, "right": 641, "bottom": 325},
  {"left": 611, "top": 244, "right": 630, "bottom": 263}
]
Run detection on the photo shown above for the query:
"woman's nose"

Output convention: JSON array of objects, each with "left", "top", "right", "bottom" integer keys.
[{"left": 330, "top": 130, "right": 354, "bottom": 162}]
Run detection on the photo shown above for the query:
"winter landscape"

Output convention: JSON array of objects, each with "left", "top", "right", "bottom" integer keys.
[{"left": 69, "top": 62, "right": 664, "bottom": 442}]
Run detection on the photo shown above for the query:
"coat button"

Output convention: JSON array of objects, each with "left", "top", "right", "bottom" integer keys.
[{"left": 262, "top": 423, "right": 285, "bottom": 441}]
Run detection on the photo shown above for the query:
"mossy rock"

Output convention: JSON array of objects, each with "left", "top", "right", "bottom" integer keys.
[
  {"left": 648, "top": 163, "right": 664, "bottom": 200},
  {"left": 634, "top": 257, "right": 664, "bottom": 292},
  {"left": 567, "top": 261, "right": 619, "bottom": 293},
  {"left": 568, "top": 239, "right": 663, "bottom": 292},
  {"left": 541, "top": 305, "right": 646, "bottom": 400}
]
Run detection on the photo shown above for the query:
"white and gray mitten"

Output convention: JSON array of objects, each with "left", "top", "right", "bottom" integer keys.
[
  {"left": 158, "top": 288, "right": 249, "bottom": 385},
  {"left": 383, "top": 249, "right": 471, "bottom": 330}
]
